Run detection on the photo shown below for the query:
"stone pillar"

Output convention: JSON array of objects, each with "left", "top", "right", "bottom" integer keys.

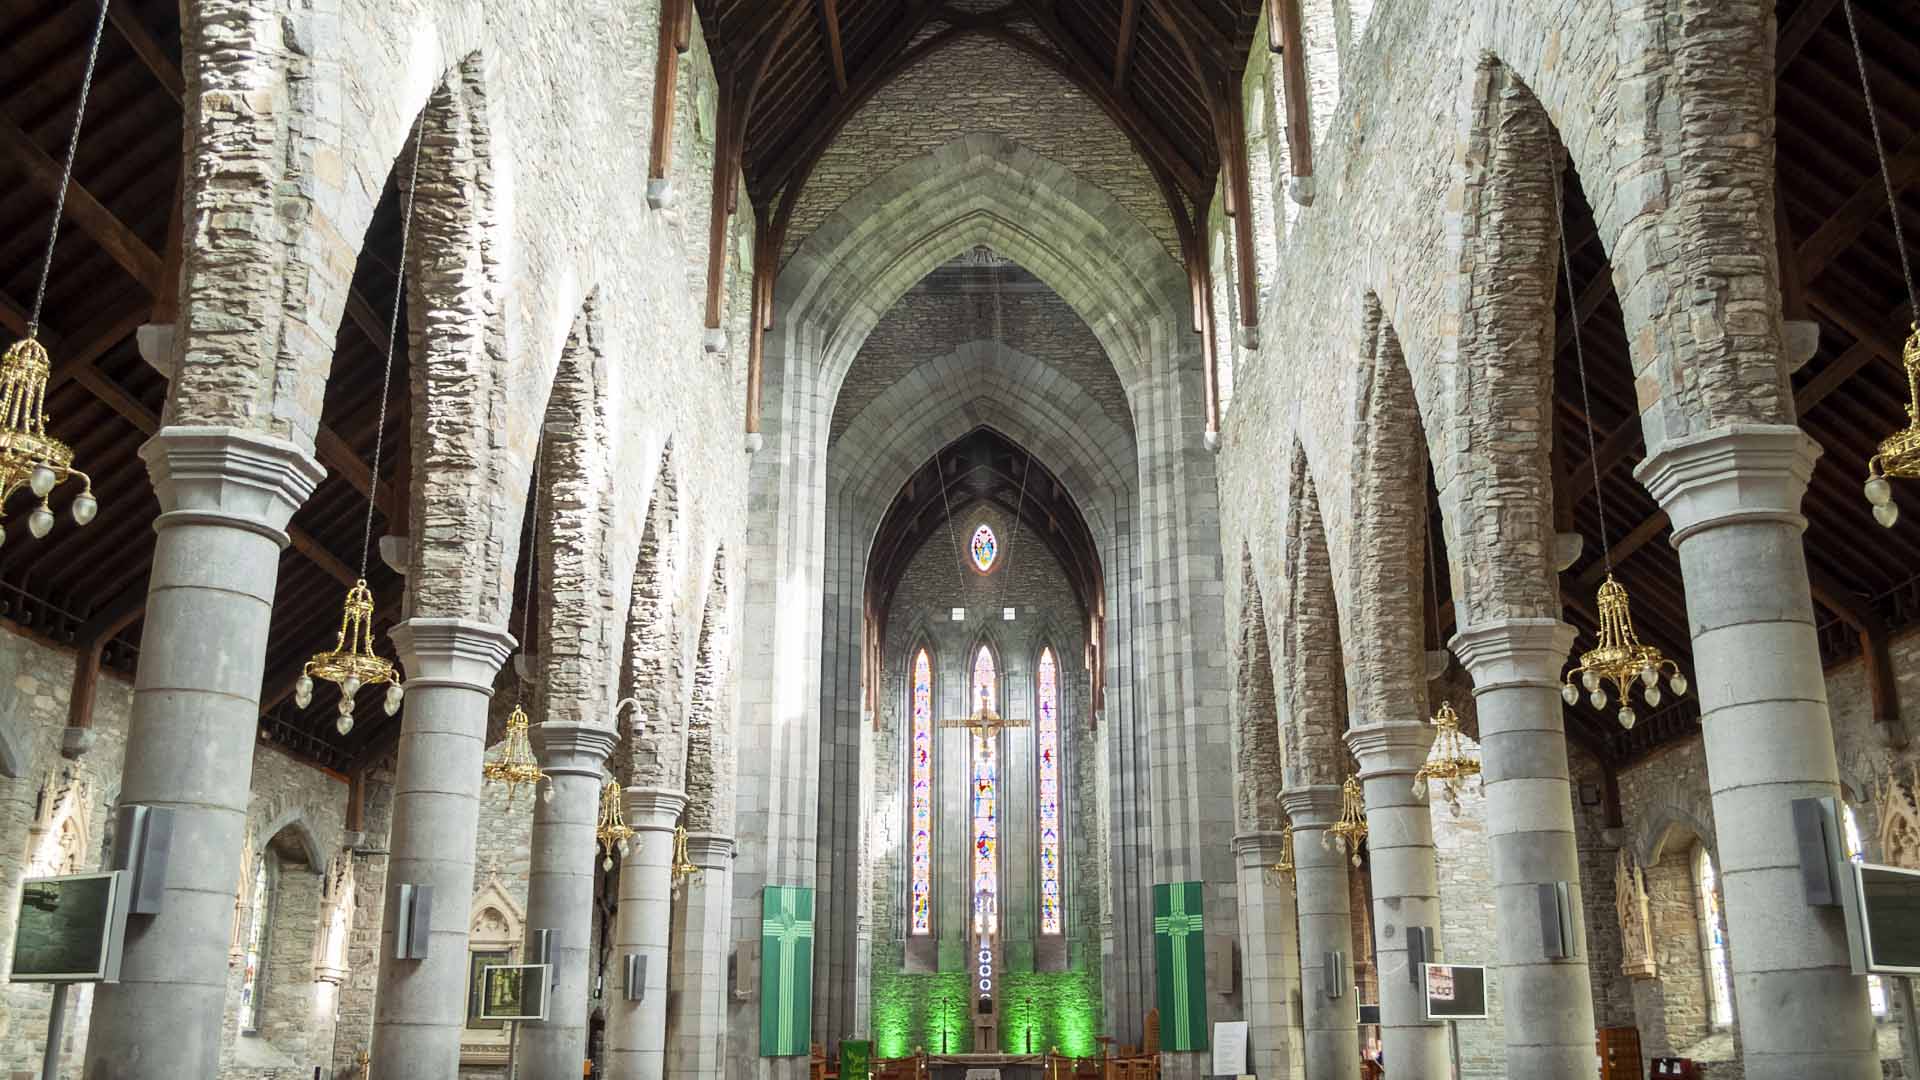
[
  {"left": 514, "top": 722, "right": 618, "bottom": 1078},
  {"left": 1234, "top": 832, "right": 1305, "bottom": 1080},
  {"left": 603, "top": 787, "right": 688, "bottom": 1079},
  {"left": 83, "top": 427, "right": 323, "bottom": 1080},
  {"left": 369, "top": 618, "right": 516, "bottom": 1076},
  {"left": 1636, "top": 424, "right": 1878, "bottom": 1079},
  {"left": 1450, "top": 618, "right": 1595, "bottom": 1076},
  {"left": 667, "top": 833, "right": 735, "bottom": 1079},
  {"left": 1346, "top": 723, "right": 1449, "bottom": 1077},
  {"left": 1282, "top": 787, "right": 1360, "bottom": 1080}
]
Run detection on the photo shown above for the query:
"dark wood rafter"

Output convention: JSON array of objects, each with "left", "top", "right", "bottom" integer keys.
[
  {"left": 648, "top": 0, "right": 692, "bottom": 184},
  {"left": 64, "top": 572, "right": 149, "bottom": 731},
  {"left": 1114, "top": 0, "right": 1141, "bottom": 93},
  {"left": 1269, "top": 0, "right": 1314, "bottom": 180},
  {"left": 1797, "top": 128, "right": 1920, "bottom": 284},
  {"left": 1809, "top": 564, "right": 1909, "bottom": 745},
  {"left": 1220, "top": 75, "right": 1260, "bottom": 334},
  {"left": 819, "top": 0, "right": 848, "bottom": 92},
  {"left": 107, "top": 0, "right": 182, "bottom": 104},
  {"left": 745, "top": 214, "right": 770, "bottom": 437}
]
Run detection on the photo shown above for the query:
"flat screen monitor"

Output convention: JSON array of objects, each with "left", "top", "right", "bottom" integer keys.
[
  {"left": 479, "top": 963, "right": 551, "bottom": 1022},
  {"left": 1421, "top": 963, "right": 1488, "bottom": 1021},
  {"left": 10, "top": 871, "right": 126, "bottom": 983},
  {"left": 1854, "top": 862, "right": 1920, "bottom": 975}
]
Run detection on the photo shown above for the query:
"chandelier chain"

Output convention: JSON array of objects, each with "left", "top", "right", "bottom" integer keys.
[
  {"left": 1554, "top": 170, "right": 1613, "bottom": 574},
  {"left": 936, "top": 449, "right": 968, "bottom": 599},
  {"left": 28, "top": 0, "right": 111, "bottom": 339},
  {"left": 359, "top": 128, "right": 425, "bottom": 580},
  {"left": 1841, "top": 0, "right": 1918, "bottom": 318}
]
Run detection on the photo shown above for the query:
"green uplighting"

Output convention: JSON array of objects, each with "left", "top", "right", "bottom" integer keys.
[{"left": 872, "top": 965, "right": 1101, "bottom": 1058}]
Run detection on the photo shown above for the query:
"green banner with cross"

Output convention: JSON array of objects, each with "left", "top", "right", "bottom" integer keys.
[
  {"left": 760, "top": 885, "right": 815, "bottom": 1056},
  {"left": 1153, "top": 881, "right": 1209, "bottom": 1052}
]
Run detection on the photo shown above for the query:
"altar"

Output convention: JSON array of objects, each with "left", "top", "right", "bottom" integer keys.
[{"left": 925, "top": 1053, "right": 1047, "bottom": 1080}]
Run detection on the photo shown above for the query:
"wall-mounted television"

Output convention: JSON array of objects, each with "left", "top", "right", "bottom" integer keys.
[
  {"left": 10, "top": 871, "right": 128, "bottom": 983},
  {"left": 479, "top": 963, "right": 551, "bottom": 1022},
  {"left": 1421, "top": 963, "right": 1488, "bottom": 1021},
  {"left": 1852, "top": 862, "right": 1920, "bottom": 975}
]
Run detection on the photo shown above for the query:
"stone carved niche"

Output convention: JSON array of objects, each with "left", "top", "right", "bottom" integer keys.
[
  {"left": 230, "top": 820, "right": 257, "bottom": 966},
  {"left": 1872, "top": 763, "right": 1920, "bottom": 869},
  {"left": 1615, "top": 847, "right": 1658, "bottom": 979},
  {"left": 312, "top": 850, "right": 356, "bottom": 985},
  {"left": 462, "top": 871, "right": 525, "bottom": 1066},
  {"left": 26, "top": 770, "right": 92, "bottom": 877}
]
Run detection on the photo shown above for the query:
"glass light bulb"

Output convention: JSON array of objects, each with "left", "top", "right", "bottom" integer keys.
[
  {"left": 543, "top": 783, "right": 555, "bottom": 805},
  {"left": 1670, "top": 673, "right": 1688, "bottom": 696},
  {"left": 1589, "top": 689, "right": 1606, "bottom": 710},
  {"left": 27, "top": 505, "right": 53, "bottom": 539},
  {"left": 29, "top": 465, "right": 55, "bottom": 499},
  {"left": 295, "top": 674, "right": 314, "bottom": 709},
  {"left": 1411, "top": 776, "right": 1428, "bottom": 799},
  {"left": 336, "top": 712, "right": 354, "bottom": 736},
  {"left": 71, "top": 492, "right": 96, "bottom": 526},
  {"left": 1561, "top": 683, "right": 1579, "bottom": 705},
  {"left": 384, "top": 683, "right": 404, "bottom": 716},
  {"left": 342, "top": 676, "right": 362, "bottom": 698},
  {"left": 1581, "top": 671, "right": 1599, "bottom": 692},
  {"left": 0, "top": 522, "right": 9, "bottom": 548},
  {"left": 1641, "top": 666, "right": 1658, "bottom": 687},
  {"left": 619, "top": 838, "right": 631, "bottom": 857},
  {"left": 1645, "top": 685, "right": 1662, "bottom": 708},
  {"left": 1875, "top": 501, "right": 1900, "bottom": 528},
  {"left": 603, "top": 854, "right": 614, "bottom": 872},
  {"left": 1866, "top": 475, "right": 1893, "bottom": 506},
  {"left": 1617, "top": 705, "right": 1637, "bottom": 730}
]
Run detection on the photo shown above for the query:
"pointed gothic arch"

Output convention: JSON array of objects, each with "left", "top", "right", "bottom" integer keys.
[
  {"left": 623, "top": 442, "right": 686, "bottom": 789},
  {"left": 1280, "top": 442, "right": 1349, "bottom": 789},
  {"left": 1233, "top": 550, "right": 1285, "bottom": 833},
  {"left": 683, "top": 548, "right": 735, "bottom": 834}
]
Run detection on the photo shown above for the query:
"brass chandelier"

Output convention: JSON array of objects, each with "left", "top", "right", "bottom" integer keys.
[
  {"left": 1842, "top": 0, "right": 1920, "bottom": 528},
  {"left": 1263, "top": 822, "right": 1296, "bottom": 886},
  {"left": 482, "top": 702, "right": 545, "bottom": 805},
  {"left": 1552, "top": 160, "right": 1687, "bottom": 732},
  {"left": 0, "top": 3, "right": 110, "bottom": 549},
  {"left": 1322, "top": 774, "right": 1368, "bottom": 867},
  {"left": 295, "top": 128, "right": 425, "bottom": 735},
  {"left": 596, "top": 778, "right": 634, "bottom": 871},
  {"left": 670, "top": 823, "right": 701, "bottom": 889},
  {"left": 1411, "top": 701, "right": 1481, "bottom": 807}
]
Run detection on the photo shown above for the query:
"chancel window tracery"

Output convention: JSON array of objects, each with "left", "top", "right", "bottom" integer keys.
[
  {"left": 970, "top": 524, "right": 997, "bottom": 574},
  {"left": 909, "top": 647, "right": 935, "bottom": 935},
  {"left": 1037, "top": 646, "right": 1063, "bottom": 935},
  {"left": 971, "top": 645, "right": 999, "bottom": 938}
]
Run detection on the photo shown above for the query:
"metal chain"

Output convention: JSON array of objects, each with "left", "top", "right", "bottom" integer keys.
[
  {"left": 1555, "top": 169, "right": 1614, "bottom": 574},
  {"left": 358, "top": 127, "right": 425, "bottom": 579},
  {"left": 27, "top": 0, "right": 111, "bottom": 339},
  {"left": 937, "top": 450, "right": 969, "bottom": 600},
  {"left": 1841, "top": 0, "right": 1919, "bottom": 319}
]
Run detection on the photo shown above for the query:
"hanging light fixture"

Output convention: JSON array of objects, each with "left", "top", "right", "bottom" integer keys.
[
  {"left": 670, "top": 823, "right": 700, "bottom": 889},
  {"left": 0, "top": 2, "right": 111, "bottom": 548},
  {"left": 1322, "top": 774, "right": 1368, "bottom": 868},
  {"left": 1550, "top": 159, "right": 1688, "bottom": 732},
  {"left": 1411, "top": 701, "right": 1482, "bottom": 808},
  {"left": 482, "top": 701, "right": 545, "bottom": 805},
  {"left": 1840, "top": 0, "right": 1920, "bottom": 527},
  {"left": 295, "top": 127, "right": 427, "bottom": 735},
  {"left": 1263, "top": 822, "right": 1296, "bottom": 887},
  {"left": 595, "top": 778, "right": 635, "bottom": 872}
]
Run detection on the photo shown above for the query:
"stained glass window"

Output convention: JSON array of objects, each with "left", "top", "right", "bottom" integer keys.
[
  {"left": 1842, "top": 805, "right": 1891, "bottom": 1016},
  {"left": 238, "top": 857, "right": 270, "bottom": 1033},
  {"left": 1037, "top": 647, "right": 1063, "bottom": 935},
  {"left": 970, "top": 524, "right": 997, "bottom": 574},
  {"left": 1696, "top": 847, "right": 1734, "bottom": 1028},
  {"left": 909, "top": 648, "right": 934, "bottom": 935},
  {"left": 971, "top": 645, "right": 999, "bottom": 939}
]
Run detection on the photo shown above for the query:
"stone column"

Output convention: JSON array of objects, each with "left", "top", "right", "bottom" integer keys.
[
  {"left": 514, "top": 722, "right": 618, "bottom": 1078},
  {"left": 1234, "top": 831, "right": 1305, "bottom": 1080},
  {"left": 1282, "top": 787, "right": 1360, "bottom": 1080},
  {"left": 1346, "top": 723, "right": 1449, "bottom": 1077},
  {"left": 1637, "top": 424, "right": 1878, "bottom": 1079},
  {"left": 1450, "top": 618, "right": 1595, "bottom": 1076},
  {"left": 369, "top": 618, "right": 516, "bottom": 1076},
  {"left": 83, "top": 427, "right": 323, "bottom": 1080},
  {"left": 605, "top": 787, "right": 688, "bottom": 1080},
  {"left": 667, "top": 833, "right": 735, "bottom": 1078}
]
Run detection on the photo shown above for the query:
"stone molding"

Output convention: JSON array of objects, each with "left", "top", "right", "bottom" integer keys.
[
  {"left": 1280, "top": 784, "right": 1344, "bottom": 828},
  {"left": 389, "top": 618, "right": 516, "bottom": 693},
  {"left": 1232, "top": 830, "right": 1288, "bottom": 866},
  {"left": 140, "top": 425, "right": 326, "bottom": 547},
  {"left": 1450, "top": 617, "right": 1578, "bottom": 692},
  {"left": 1346, "top": 721, "right": 1436, "bottom": 777},
  {"left": 1634, "top": 423, "right": 1822, "bottom": 546},
  {"left": 684, "top": 832, "right": 735, "bottom": 870},
  {"left": 623, "top": 786, "right": 689, "bottom": 832},
  {"left": 528, "top": 722, "right": 618, "bottom": 777}
]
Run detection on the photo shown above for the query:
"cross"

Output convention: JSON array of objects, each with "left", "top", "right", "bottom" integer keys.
[
  {"left": 939, "top": 682, "right": 1029, "bottom": 736},
  {"left": 762, "top": 891, "right": 814, "bottom": 1052},
  {"left": 1155, "top": 888, "right": 1205, "bottom": 1048}
]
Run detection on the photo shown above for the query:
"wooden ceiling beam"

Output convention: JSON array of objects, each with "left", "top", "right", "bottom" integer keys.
[
  {"left": 0, "top": 105, "right": 163, "bottom": 292},
  {"left": 107, "top": 0, "right": 184, "bottom": 104},
  {"left": 821, "top": 0, "right": 849, "bottom": 92},
  {"left": 1777, "top": 0, "right": 1840, "bottom": 75},
  {"left": 1114, "top": 0, "right": 1141, "bottom": 93},
  {"left": 649, "top": 0, "right": 690, "bottom": 187},
  {"left": 1796, "top": 127, "right": 1920, "bottom": 284},
  {"left": 1270, "top": 0, "right": 1313, "bottom": 180}
]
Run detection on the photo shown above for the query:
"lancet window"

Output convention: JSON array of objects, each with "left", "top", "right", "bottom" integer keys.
[
  {"left": 970, "top": 645, "right": 999, "bottom": 938},
  {"left": 1037, "top": 645, "right": 1063, "bottom": 935},
  {"left": 909, "top": 647, "right": 934, "bottom": 935}
]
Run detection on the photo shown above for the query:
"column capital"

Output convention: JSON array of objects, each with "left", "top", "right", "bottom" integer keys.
[
  {"left": 623, "top": 787, "right": 688, "bottom": 832},
  {"left": 390, "top": 618, "right": 515, "bottom": 693},
  {"left": 1634, "top": 423, "right": 1821, "bottom": 545},
  {"left": 1281, "top": 785, "right": 1343, "bottom": 828},
  {"left": 1345, "top": 721, "right": 1434, "bottom": 777},
  {"left": 1450, "top": 618, "right": 1577, "bottom": 691},
  {"left": 685, "top": 832, "right": 735, "bottom": 870},
  {"left": 1232, "top": 830, "right": 1288, "bottom": 865},
  {"left": 140, "top": 425, "right": 326, "bottom": 546},
  {"left": 529, "top": 722, "right": 617, "bottom": 777}
]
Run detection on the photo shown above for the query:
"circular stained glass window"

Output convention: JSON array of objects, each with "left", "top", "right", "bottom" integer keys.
[{"left": 970, "top": 524, "right": 997, "bottom": 574}]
